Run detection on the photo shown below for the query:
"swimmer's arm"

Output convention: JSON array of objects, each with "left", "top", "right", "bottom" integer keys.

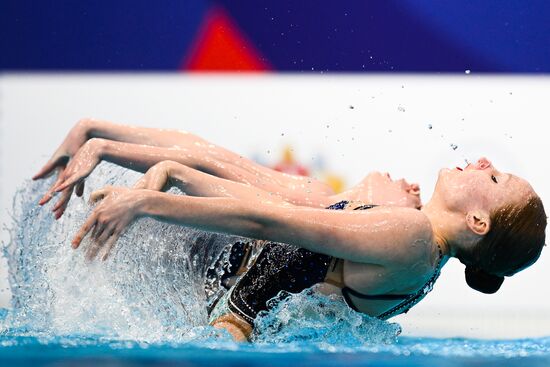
[
  {"left": 134, "top": 160, "right": 333, "bottom": 208},
  {"left": 83, "top": 119, "right": 336, "bottom": 197},
  {"left": 140, "top": 193, "right": 430, "bottom": 264},
  {"left": 83, "top": 118, "right": 211, "bottom": 148},
  {"left": 59, "top": 141, "right": 331, "bottom": 207},
  {"left": 54, "top": 139, "right": 254, "bottom": 190}
]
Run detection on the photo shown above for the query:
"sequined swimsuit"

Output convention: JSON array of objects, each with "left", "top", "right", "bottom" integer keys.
[{"left": 205, "top": 200, "right": 443, "bottom": 324}]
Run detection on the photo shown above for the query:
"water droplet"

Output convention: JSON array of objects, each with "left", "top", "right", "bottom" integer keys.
[
  {"left": 465, "top": 69, "right": 471, "bottom": 75},
  {"left": 349, "top": 105, "right": 354, "bottom": 109},
  {"left": 427, "top": 124, "right": 433, "bottom": 130}
]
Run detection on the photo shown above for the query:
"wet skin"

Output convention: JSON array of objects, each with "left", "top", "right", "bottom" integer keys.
[{"left": 33, "top": 119, "right": 538, "bottom": 341}]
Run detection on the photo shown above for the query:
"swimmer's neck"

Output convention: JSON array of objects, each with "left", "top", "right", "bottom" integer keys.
[{"left": 420, "top": 199, "right": 477, "bottom": 259}]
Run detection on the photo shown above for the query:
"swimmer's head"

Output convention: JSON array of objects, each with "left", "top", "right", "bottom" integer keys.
[
  {"left": 430, "top": 157, "right": 546, "bottom": 293},
  {"left": 461, "top": 193, "right": 546, "bottom": 293}
]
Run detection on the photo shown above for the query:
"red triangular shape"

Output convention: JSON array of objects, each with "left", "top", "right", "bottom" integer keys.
[{"left": 183, "top": 7, "right": 271, "bottom": 72}]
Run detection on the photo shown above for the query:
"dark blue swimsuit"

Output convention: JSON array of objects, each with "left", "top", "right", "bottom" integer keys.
[{"left": 206, "top": 200, "right": 443, "bottom": 323}]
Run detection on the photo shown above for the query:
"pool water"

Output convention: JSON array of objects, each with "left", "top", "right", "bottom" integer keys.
[
  {"left": 1, "top": 330, "right": 549, "bottom": 367},
  {"left": 1, "top": 164, "right": 549, "bottom": 366}
]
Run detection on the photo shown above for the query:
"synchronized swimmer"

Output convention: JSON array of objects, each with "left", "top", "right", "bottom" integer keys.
[{"left": 33, "top": 119, "right": 546, "bottom": 341}]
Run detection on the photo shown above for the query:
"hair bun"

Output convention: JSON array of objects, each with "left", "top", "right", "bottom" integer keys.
[{"left": 465, "top": 266, "right": 504, "bottom": 294}]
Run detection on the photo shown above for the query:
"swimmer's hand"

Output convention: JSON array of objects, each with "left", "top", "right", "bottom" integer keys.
[
  {"left": 72, "top": 186, "right": 147, "bottom": 261},
  {"left": 132, "top": 161, "right": 173, "bottom": 191},
  {"left": 49, "top": 137, "right": 106, "bottom": 197},
  {"left": 34, "top": 119, "right": 94, "bottom": 217}
]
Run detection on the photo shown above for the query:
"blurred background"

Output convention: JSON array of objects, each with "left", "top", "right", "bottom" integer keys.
[{"left": 1, "top": 0, "right": 549, "bottom": 338}]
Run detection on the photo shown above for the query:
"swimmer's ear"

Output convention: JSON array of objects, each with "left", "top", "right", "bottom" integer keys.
[{"left": 466, "top": 211, "right": 491, "bottom": 236}]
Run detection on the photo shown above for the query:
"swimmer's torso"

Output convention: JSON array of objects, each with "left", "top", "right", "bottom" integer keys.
[
  {"left": 206, "top": 193, "right": 442, "bottom": 324},
  {"left": 316, "top": 200, "right": 437, "bottom": 317}
]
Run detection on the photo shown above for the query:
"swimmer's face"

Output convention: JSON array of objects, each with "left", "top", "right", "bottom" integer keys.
[
  {"left": 363, "top": 171, "right": 421, "bottom": 208},
  {"left": 433, "top": 157, "right": 535, "bottom": 215}
]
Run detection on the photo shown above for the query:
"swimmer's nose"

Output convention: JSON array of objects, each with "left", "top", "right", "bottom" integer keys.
[{"left": 477, "top": 157, "right": 492, "bottom": 170}]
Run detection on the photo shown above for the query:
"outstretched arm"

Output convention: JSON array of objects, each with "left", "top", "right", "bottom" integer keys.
[
  {"left": 45, "top": 139, "right": 331, "bottom": 217},
  {"left": 132, "top": 160, "right": 333, "bottom": 207},
  {"left": 37, "top": 118, "right": 334, "bottom": 192},
  {"left": 73, "top": 187, "right": 429, "bottom": 264},
  {"left": 34, "top": 119, "right": 334, "bottom": 218}
]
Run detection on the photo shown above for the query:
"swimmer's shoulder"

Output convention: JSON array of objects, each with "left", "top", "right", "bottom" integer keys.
[{"left": 359, "top": 205, "right": 434, "bottom": 266}]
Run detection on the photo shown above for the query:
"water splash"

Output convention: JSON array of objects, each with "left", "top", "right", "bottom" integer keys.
[
  {"left": 252, "top": 289, "right": 400, "bottom": 349},
  {"left": 2, "top": 163, "right": 547, "bottom": 360},
  {"left": 1, "top": 163, "right": 240, "bottom": 343},
  {"left": 0, "top": 162, "right": 400, "bottom": 348}
]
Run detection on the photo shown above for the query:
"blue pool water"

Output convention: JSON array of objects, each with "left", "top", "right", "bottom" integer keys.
[
  {"left": 1, "top": 329, "right": 549, "bottom": 367},
  {"left": 1, "top": 164, "right": 549, "bottom": 366}
]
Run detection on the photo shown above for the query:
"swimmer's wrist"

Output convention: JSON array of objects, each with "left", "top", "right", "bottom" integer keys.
[
  {"left": 77, "top": 118, "right": 97, "bottom": 139},
  {"left": 136, "top": 190, "right": 163, "bottom": 217}
]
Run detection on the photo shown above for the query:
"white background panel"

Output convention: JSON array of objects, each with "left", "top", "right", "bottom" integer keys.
[{"left": 0, "top": 74, "right": 548, "bottom": 338}]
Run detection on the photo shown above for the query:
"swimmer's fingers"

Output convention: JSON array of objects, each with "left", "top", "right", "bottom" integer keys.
[
  {"left": 89, "top": 189, "right": 106, "bottom": 204},
  {"left": 75, "top": 181, "right": 85, "bottom": 197},
  {"left": 89, "top": 186, "right": 114, "bottom": 204},
  {"left": 52, "top": 185, "right": 75, "bottom": 220},
  {"left": 51, "top": 178, "right": 74, "bottom": 211},
  {"left": 38, "top": 167, "right": 66, "bottom": 206},
  {"left": 101, "top": 230, "right": 121, "bottom": 261},
  {"left": 95, "top": 221, "right": 116, "bottom": 244},
  {"left": 52, "top": 138, "right": 104, "bottom": 193},
  {"left": 85, "top": 241, "right": 102, "bottom": 262},
  {"left": 91, "top": 220, "right": 107, "bottom": 241},
  {"left": 72, "top": 212, "right": 98, "bottom": 249},
  {"left": 89, "top": 224, "right": 116, "bottom": 262},
  {"left": 33, "top": 155, "right": 67, "bottom": 181},
  {"left": 53, "top": 174, "right": 81, "bottom": 193}
]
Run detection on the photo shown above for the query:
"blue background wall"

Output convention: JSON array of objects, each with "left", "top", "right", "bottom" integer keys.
[{"left": 1, "top": 0, "right": 549, "bottom": 72}]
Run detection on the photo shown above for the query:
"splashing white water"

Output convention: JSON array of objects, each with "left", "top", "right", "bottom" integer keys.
[
  {"left": 1, "top": 163, "right": 242, "bottom": 342},
  {"left": 1, "top": 162, "right": 401, "bottom": 347}
]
